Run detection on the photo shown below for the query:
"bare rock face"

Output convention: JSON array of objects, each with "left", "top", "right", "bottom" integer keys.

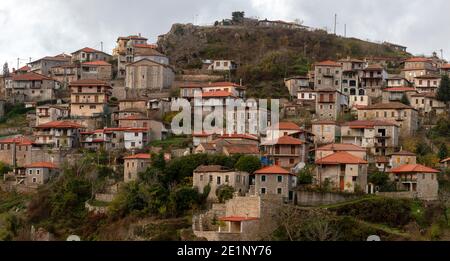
[{"left": 31, "top": 226, "right": 55, "bottom": 241}]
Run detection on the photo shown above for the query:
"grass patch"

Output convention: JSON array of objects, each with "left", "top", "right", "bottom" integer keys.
[{"left": 150, "top": 136, "right": 191, "bottom": 150}]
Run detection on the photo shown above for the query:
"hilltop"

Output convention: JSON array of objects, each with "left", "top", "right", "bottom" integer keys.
[{"left": 158, "top": 23, "right": 410, "bottom": 98}]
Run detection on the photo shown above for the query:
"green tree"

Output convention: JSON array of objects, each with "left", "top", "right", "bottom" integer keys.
[
  {"left": 438, "top": 144, "right": 448, "bottom": 160},
  {"left": 368, "top": 171, "right": 390, "bottom": 187},
  {"left": 234, "top": 155, "right": 261, "bottom": 174},
  {"left": 400, "top": 94, "right": 410, "bottom": 106},
  {"left": 231, "top": 11, "right": 245, "bottom": 23},
  {"left": 437, "top": 75, "right": 450, "bottom": 102},
  {"left": 297, "top": 165, "right": 314, "bottom": 185},
  {"left": 216, "top": 185, "right": 235, "bottom": 203}
]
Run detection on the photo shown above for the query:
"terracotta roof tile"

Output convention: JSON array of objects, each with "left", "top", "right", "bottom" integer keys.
[
  {"left": 254, "top": 165, "right": 291, "bottom": 175},
  {"left": 224, "top": 144, "right": 259, "bottom": 155},
  {"left": 384, "top": 87, "right": 417, "bottom": 92},
  {"left": 73, "top": 47, "right": 101, "bottom": 54},
  {"left": 389, "top": 164, "right": 439, "bottom": 173},
  {"left": 341, "top": 120, "right": 398, "bottom": 128},
  {"left": 316, "top": 151, "right": 368, "bottom": 165},
  {"left": 0, "top": 135, "right": 33, "bottom": 145},
  {"left": 404, "top": 57, "right": 432, "bottom": 63},
  {"left": 194, "top": 165, "right": 231, "bottom": 172},
  {"left": 36, "top": 121, "right": 85, "bottom": 129},
  {"left": 201, "top": 91, "right": 236, "bottom": 98},
  {"left": 262, "top": 135, "right": 303, "bottom": 145},
  {"left": 12, "top": 72, "right": 52, "bottom": 81},
  {"left": 219, "top": 216, "right": 259, "bottom": 222},
  {"left": 269, "top": 122, "right": 302, "bottom": 131},
  {"left": 317, "top": 143, "right": 366, "bottom": 152},
  {"left": 24, "top": 162, "right": 58, "bottom": 169},
  {"left": 389, "top": 150, "right": 416, "bottom": 156},
  {"left": 219, "top": 134, "right": 259, "bottom": 141},
  {"left": 124, "top": 153, "right": 151, "bottom": 160},
  {"left": 361, "top": 102, "right": 414, "bottom": 110},
  {"left": 315, "top": 60, "right": 342, "bottom": 67},
  {"left": 82, "top": 61, "right": 111, "bottom": 66},
  {"left": 70, "top": 79, "right": 110, "bottom": 86}
]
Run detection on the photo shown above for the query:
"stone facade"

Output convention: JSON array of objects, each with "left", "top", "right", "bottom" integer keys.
[{"left": 125, "top": 59, "right": 174, "bottom": 92}]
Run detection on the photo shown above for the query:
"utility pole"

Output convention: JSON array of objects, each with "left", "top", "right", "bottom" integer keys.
[
  {"left": 334, "top": 14, "right": 337, "bottom": 35},
  {"left": 344, "top": 24, "right": 347, "bottom": 37},
  {"left": 101, "top": 41, "right": 104, "bottom": 52},
  {"left": 440, "top": 49, "right": 444, "bottom": 60},
  {"left": 17, "top": 58, "right": 19, "bottom": 70}
]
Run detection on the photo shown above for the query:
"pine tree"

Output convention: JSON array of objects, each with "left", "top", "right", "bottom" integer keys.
[
  {"left": 437, "top": 75, "right": 450, "bottom": 102},
  {"left": 439, "top": 144, "right": 448, "bottom": 160},
  {"left": 2, "top": 62, "right": 9, "bottom": 77},
  {"left": 400, "top": 93, "right": 410, "bottom": 106}
]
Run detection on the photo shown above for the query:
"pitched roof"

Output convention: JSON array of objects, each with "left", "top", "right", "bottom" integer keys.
[
  {"left": 219, "top": 134, "right": 259, "bottom": 141},
  {"left": 12, "top": 72, "right": 52, "bottom": 81},
  {"left": 317, "top": 143, "right": 366, "bottom": 152},
  {"left": 341, "top": 120, "right": 398, "bottom": 128},
  {"left": 133, "top": 43, "right": 157, "bottom": 49},
  {"left": 441, "top": 157, "right": 450, "bottom": 163},
  {"left": 73, "top": 47, "right": 102, "bottom": 54},
  {"left": 254, "top": 165, "right": 291, "bottom": 175},
  {"left": 224, "top": 144, "right": 259, "bottom": 155},
  {"left": 389, "top": 164, "right": 439, "bottom": 174},
  {"left": 316, "top": 151, "right": 368, "bottom": 165},
  {"left": 0, "top": 135, "right": 33, "bottom": 145},
  {"left": 17, "top": 65, "right": 30, "bottom": 72},
  {"left": 312, "top": 120, "right": 339, "bottom": 125},
  {"left": 201, "top": 91, "right": 236, "bottom": 98},
  {"left": 81, "top": 61, "right": 111, "bottom": 66},
  {"left": 441, "top": 64, "right": 450, "bottom": 69},
  {"left": 404, "top": 57, "right": 432, "bottom": 63},
  {"left": 262, "top": 135, "right": 304, "bottom": 145},
  {"left": 361, "top": 102, "right": 414, "bottom": 110},
  {"left": 315, "top": 60, "right": 341, "bottom": 67},
  {"left": 414, "top": 74, "right": 441, "bottom": 79},
  {"left": 364, "top": 64, "right": 384, "bottom": 71},
  {"left": 24, "top": 162, "right": 58, "bottom": 169},
  {"left": 269, "top": 122, "right": 302, "bottom": 131},
  {"left": 194, "top": 165, "right": 231, "bottom": 173},
  {"left": 375, "top": 156, "right": 390, "bottom": 163},
  {"left": 198, "top": 143, "right": 216, "bottom": 151},
  {"left": 117, "top": 35, "right": 148, "bottom": 41},
  {"left": 411, "top": 92, "right": 438, "bottom": 98},
  {"left": 36, "top": 121, "right": 84, "bottom": 129},
  {"left": 123, "top": 153, "right": 151, "bottom": 160}
]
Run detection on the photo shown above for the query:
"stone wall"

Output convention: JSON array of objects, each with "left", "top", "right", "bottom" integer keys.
[
  {"left": 376, "top": 191, "right": 415, "bottom": 199},
  {"left": 295, "top": 191, "right": 359, "bottom": 206}
]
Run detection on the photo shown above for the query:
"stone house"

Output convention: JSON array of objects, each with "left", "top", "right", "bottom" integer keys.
[
  {"left": 314, "top": 60, "right": 342, "bottom": 91},
  {"left": 113, "top": 34, "right": 150, "bottom": 79},
  {"left": 440, "top": 64, "right": 450, "bottom": 76},
  {"left": 339, "top": 58, "right": 366, "bottom": 96},
  {"left": 413, "top": 74, "right": 441, "bottom": 93},
  {"left": 357, "top": 102, "right": 419, "bottom": 136},
  {"left": 33, "top": 121, "right": 85, "bottom": 149},
  {"left": 123, "top": 128, "right": 150, "bottom": 150},
  {"left": 297, "top": 89, "right": 316, "bottom": 106},
  {"left": 123, "top": 153, "right": 151, "bottom": 182},
  {"left": 71, "top": 47, "right": 112, "bottom": 63},
  {"left": 69, "top": 79, "right": 112, "bottom": 118},
  {"left": 207, "top": 60, "right": 237, "bottom": 71},
  {"left": 311, "top": 120, "right": 340, "bottom": 145},
  {"left": 386, "top": 75, "right": 412, "bottom": 88},
  {"left": 411, "top": 92, "right": 447, "bottom": 116},
  {"left": 28, "top": 54, "right": 71, "bottom": 76},
  {"left": 340, "top": 120, "right": 399, "bottom": 156},
  {"left": 36, "top": 104, "right": 70, "bottom": 126},
  {"left": 253, "top": 165, "right": 297, "bottom": 201},
  {"left": 23, "top": 162, "right": 59, "bottom": 186},
  {"left": 361, "top": 64, "right": 387, "bottom": 99},
  {"left": 389, "top": 150, "right": 417, "bottom": 169},
  {"left": 261, "top": 135, "right": 306, "bottom": 169},
  {"left": 6, "top": 72, "right": 58, "bottom": 102},
  {"left": 388, "top": 164, "right": 440, "bottom": 201},
  {"left": 284, "top": 76, "right": 309, "bottom": 97},
  {"left": 80, "top": 61, "right": 112, "bottom": 81},
  {"left": 381, "top": 87, "right": 417, "bottom": 103},
  {"left": 50, "top": 64, "right": 78, "bottom": 87},
  {"left": 193, "top": 165, "right": 250, "bottom": 201},
  {"left": 0, "top": 136, "right": 34, "bottom": 167},
  {"left": 125, "top": 58, "right": 175, "bottom": 92},
  {"left": 315, "top": 151, "right": 368, "bottom": 193},
  {"left": 402, "top": 57, "right": 437, "bottom": 82},
  {"left": 179, "top": 81, "right": 246, "bottom": 101},
  {"left": 315, "top": 89, "right": 348, "bottom": 121}
]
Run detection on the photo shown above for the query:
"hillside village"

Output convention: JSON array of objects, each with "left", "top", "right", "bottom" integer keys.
[{"left": 0, "top": 12, "right": 450, "bottom": 241}]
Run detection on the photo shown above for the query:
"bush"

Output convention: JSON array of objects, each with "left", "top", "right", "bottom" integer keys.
[
  {"left": 297, "top": 165, "right": 314, "bottom": 185},
  {"left": 216, "top": 185, "right": 235, "bottom": 203},
  {"left": 234, "top": 155, "right": 261, "bottom": 174}
]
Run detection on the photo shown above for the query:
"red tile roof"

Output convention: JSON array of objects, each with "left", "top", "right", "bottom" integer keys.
[
  {"left": 201, "top": 91, "right": 236, "bottom": 98},
  {"left": 441, "top": 157, "right": 450, "bottom": 163},
  {"left": 361, "top": 102, "right": 414, "bottom": 110},
  {"left": 254, "top": 165, "right": 291, "bottom": 175},
  {"left": 70, "top": 79, "right": 110, "bottom": 86},
  {"left": 124, "top": 153, "right": 151, "bottom": 160},
  {"left": 0, "top": 136, "right": 33, "bottom": 145},
  {"left": 118, "top": 115, "right": 149, "bottom": 121},
  {"left": 390, "top": 150, "right": 416, "bottom": 156},
  {"left": 36, "top": 121, "right": 85, "bottom": 129},
  {"left": 441, "top": 64, "right": 450, "bottom": 69},
  {"left": 192, "top": 132, "right": 213, "bottom": 137},
  {"left": 269, "top": 122, "right": 302, "bottom": 131},
  {"left": 315, "top": 60, "right": 342, "bottom": 67},
  {"left": 24, "top": 162, "right": 58, "bottom": 169},
  {"left": 12, "top": 72, "right": 52, "bottom": 81},
  {"left": 384, "top": 87, "right": 417, "bottom": 92},
  {"left": 82, "top": 61, "right": 111, "bottom": 66},
  {"left": 312, "top": 120, "right": 339, "bottom": 125},
  {"left": 133, "top": 43, "right": 157, "bottom": 49},
  {"left": 73, "top": 47, "right": 101, "bottom": 54},
  {"left": 17, "top": 65, "right": 30, "bottom": 72},
  {"left": 316, "top": 151, "right": 368, "bottom": 165},
  {"left": 389, "top": 164, "right": 439, "bottom": 174},
  {"left": 317, "top": 143, "right": 366, "bottom": 152},
  {"left": 262, "top": 135, "right": 304, "bottom": 145},
  {"left": 404, "top": 57, "right": 432, "bottom": 63},
  {"left": 219, "top": 216, "right": 259, "bottom": 222}
]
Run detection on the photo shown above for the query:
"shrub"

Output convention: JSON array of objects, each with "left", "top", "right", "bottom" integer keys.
[{"left": 216, "top": 185, "right": 235, "bottom": 203}]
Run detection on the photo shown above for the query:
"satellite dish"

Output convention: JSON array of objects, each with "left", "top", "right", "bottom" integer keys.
[
  {"left": 67, "top": 235, "right": 81, "bottom": 241},
  {"left": 367, "top": 235, "right": 381, "bottom": 241}
]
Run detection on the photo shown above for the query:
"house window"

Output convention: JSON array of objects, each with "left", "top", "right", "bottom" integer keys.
[
  {"left": 32, "top": 178, "right": 37, "bottom": 183},
  {"left": 29, "top": 170, "right": 33, "bottom": 175},
  {"left": 422, "top": 174, "right": 425, "bottom": 180},
  {"left": 131, "top": 142, "right": 135, "bottom": 147},
  {"left": 261, "top": 175, "right": 266, "bottom": 182},
  {"left": 209, "top": 175, "right": 213, "bottom": 182},
  {"left": 36, "top": 170, "right": 40, "bottom": 175},
  {"left": 225, "top": 175, "right": 229, "bottom": 183},
  {"left": 217, "top": 177, "right": 221, "bottom": 185},
  {"left": 200, "top": 175, "right": 203, "bottom": 181},
  {"left": 277, "top": 188, "right": 282, "bottom": 194},
  {"left": 277, "top": 176, "right": 283, "bottom": 183},
  {"left": 289, "top": 158, "right": 295, "bottom": 164},
  {"left": 261, "top": 188, "right": 266, "bottom": 194},
  {"left": 134, "top": 133, "right": 139, "bottom": 137}
]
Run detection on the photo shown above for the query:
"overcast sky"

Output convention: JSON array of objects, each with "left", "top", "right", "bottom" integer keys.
[{"left": 1, "top": 0, "right": 449, "bottom": 70}]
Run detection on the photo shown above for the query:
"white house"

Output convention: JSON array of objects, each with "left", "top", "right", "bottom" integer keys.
[{"left": 124, "top": 128, "right": 150, "bottom": 150}]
